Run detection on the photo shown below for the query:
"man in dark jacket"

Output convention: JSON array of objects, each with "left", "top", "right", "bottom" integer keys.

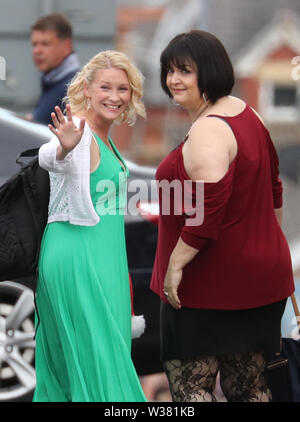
[{"left": 31, "top": 14, "right": 80, "bottom": 125}]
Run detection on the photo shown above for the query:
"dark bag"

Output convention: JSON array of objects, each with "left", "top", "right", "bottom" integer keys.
[
  {"left": 266, "top": 294, "right": 300, "bottom": 402},
  {"left": 0, "top": 148, "right": 49, "bottom": 282}
]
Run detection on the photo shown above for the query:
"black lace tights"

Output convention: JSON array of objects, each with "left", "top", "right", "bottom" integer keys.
[{"left": 163, "top": 352, "right": 272, "bottom": 402}]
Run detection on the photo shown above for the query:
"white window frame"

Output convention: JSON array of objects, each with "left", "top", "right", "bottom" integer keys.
[{"left": 259, "top": 82, "right": 300, "bottom": 122}]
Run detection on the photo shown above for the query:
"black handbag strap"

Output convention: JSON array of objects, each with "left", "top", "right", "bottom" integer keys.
[{"left": 16, "top": 148, "right": 40, "bottom": 167}]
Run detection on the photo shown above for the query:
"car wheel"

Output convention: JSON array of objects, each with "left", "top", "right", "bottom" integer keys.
[{"left": 0, "top": 281, "right": 36, "bottom": 402}]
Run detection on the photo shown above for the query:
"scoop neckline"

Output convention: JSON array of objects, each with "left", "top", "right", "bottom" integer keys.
[{"left": 93, "top": 133, "right": 128, "bottom": 175}]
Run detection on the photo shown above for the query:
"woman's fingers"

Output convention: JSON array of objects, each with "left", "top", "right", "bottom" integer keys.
[
  {"left": 55, "top": 105, "right": 65, "bottom": 124},
  {"left": 169, "top": 297, "right": 180, "bottom": 310},
  {"left": 65, "top": 104, "right": 73, "bottom": 122},
  {"left": 51, "top": 112, "right": 60, "bottom": 129},
  {"left": 171, "top": 294, "right": 181, "bottom": 310},
  {"left": 48, "top": 123, "right": 57, "bottom": 135},
  {"left": 164, "top": 288, "right": 181, "bottom": 310},
  {"left": 49, "top": 106, "right": 83, "bottom": 149},
  {"left": 164, "top": 266, "right": 182, "bottom": 310},
  {"left": 51, "top": 106, "right": 72, "bottom": 130}
]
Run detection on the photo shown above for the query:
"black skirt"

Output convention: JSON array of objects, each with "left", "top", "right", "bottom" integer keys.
[{"left": 160, "top": 299, "right": 287, "bottom": 361}]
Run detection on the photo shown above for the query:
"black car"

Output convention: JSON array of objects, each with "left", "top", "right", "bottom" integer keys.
[{"left": 0, "top": 108, "right": 161, "bottom": 402}]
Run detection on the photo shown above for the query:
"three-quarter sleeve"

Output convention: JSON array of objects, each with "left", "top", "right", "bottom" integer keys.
[
  {"left": 180, "top": 232, "right": 208, "bottom": 250},
  {"left": 39, "top": 136, "right": 74, "bottom": 174},
  {"left": 176, "top": 146, "right": 236, "bottom": 248}
]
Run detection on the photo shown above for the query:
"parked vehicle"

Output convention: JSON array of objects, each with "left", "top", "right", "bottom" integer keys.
[{"left": 0, "top": 108, "right": 160, "bottom": 402}]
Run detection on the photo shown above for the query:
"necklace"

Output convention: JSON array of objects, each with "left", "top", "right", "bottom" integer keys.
[
  {"left": 185, "top": 101, "right": 212, "bottom": 139},
  {"left": 192, "top": 101, "right": 211, "bottom": 123}
]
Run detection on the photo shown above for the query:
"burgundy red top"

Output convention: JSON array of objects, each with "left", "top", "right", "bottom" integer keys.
[{"left": 150, "top": 104, "right": 295, "bottom": 309}]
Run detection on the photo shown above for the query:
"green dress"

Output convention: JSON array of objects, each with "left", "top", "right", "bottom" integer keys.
[{"left": 33, "top": 135, "right": 147, "bottom": 402}]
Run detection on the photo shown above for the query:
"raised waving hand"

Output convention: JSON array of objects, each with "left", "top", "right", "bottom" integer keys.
[{"left": 48, "top": 104, "right": 85, "bottom": 156}]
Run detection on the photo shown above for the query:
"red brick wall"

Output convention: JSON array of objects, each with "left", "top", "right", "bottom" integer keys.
[{"left": 237, "top": 77, "right": 260, "bottom": 110}]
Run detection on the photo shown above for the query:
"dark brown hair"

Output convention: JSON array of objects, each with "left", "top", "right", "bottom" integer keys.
[
  {"left": 31, "top": 13, "right": 73, "bottom": 40},
  {"left": 160, "top": 30, "right": 234, "bottom": 104}
]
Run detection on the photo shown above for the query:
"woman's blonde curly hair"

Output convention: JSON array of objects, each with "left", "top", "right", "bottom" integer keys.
[{"left": 63, "top": 50, "right": 146, "bottom": 126}]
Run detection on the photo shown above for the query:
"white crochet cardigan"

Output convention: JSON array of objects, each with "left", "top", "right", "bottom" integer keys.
[{"left": 39, "top": 117, "right": 100, "bottom": 226}]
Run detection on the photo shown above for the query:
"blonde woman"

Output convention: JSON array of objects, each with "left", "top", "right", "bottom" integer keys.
[{"left": 33, "top": 51, "right": 147, "bottom": 402}]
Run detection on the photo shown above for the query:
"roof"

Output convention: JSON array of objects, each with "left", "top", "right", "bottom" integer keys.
[
  {"left": 208, "top": 1, "right": 300, "bottom": 58},
  {"left": 234, "top": 9, "right": 300, "bottom": 76}
]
